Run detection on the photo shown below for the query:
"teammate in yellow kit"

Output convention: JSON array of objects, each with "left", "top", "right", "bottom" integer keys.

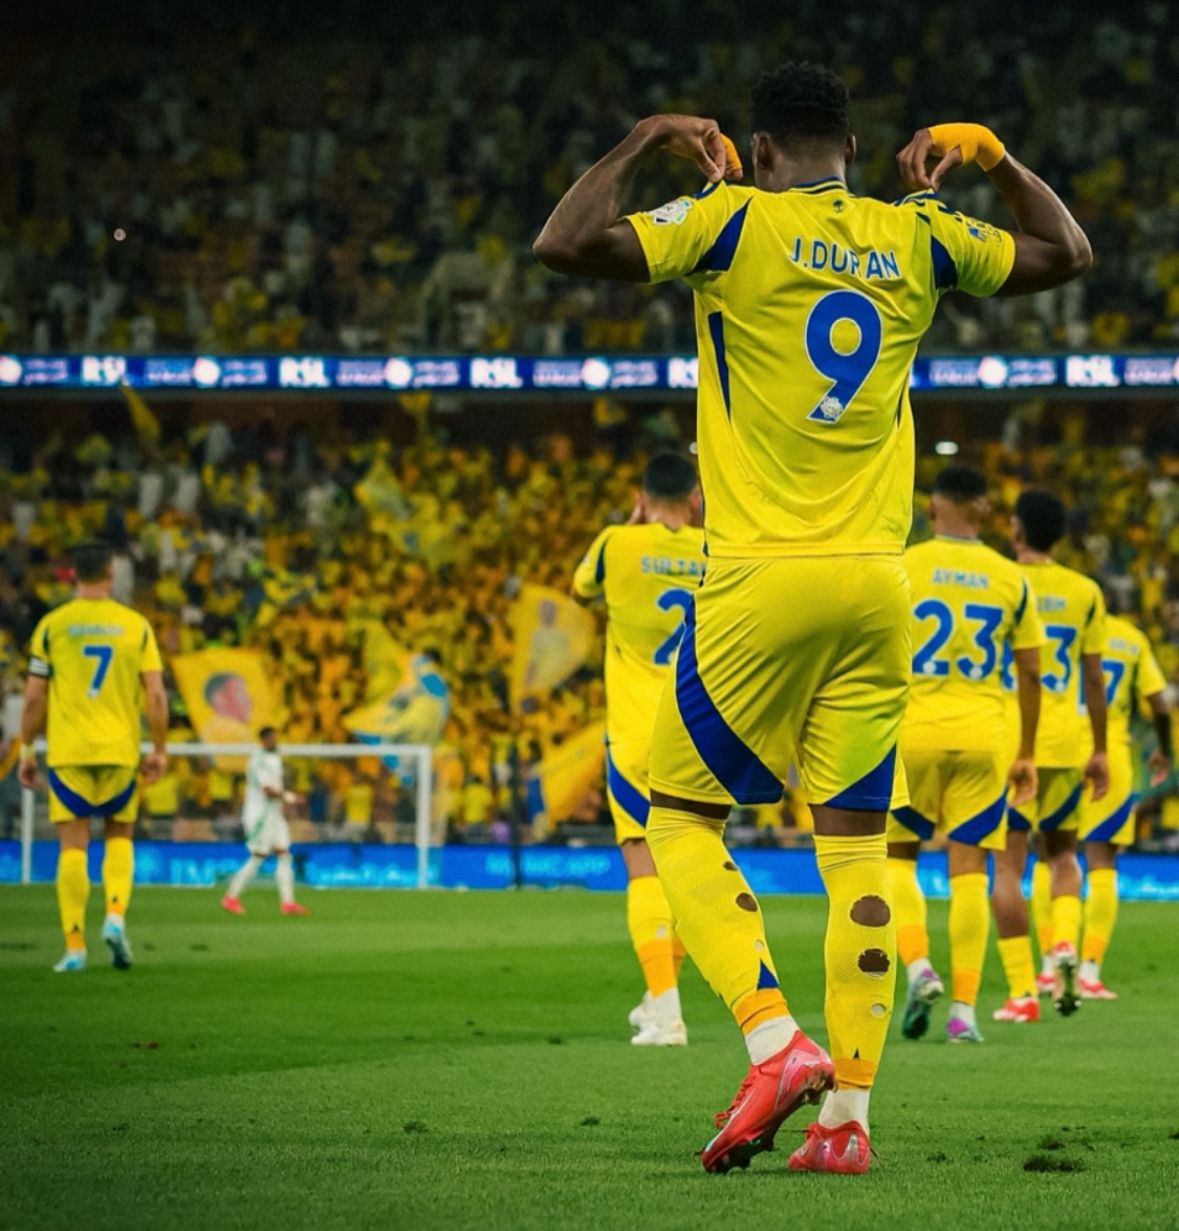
[
  {"left": 572, "top": 453, "right": 705, "bottom": 1046},
  {"left": 1072, "top": 599, "right": 1171, "bottom": 999},
  {"left": 887, "top": 465, "right": 1042, "bottom": 1045},
  {"left": 19, "top": 540, "right": 168, "bottom": 972},
  {"left": 990, "top": 492, "right": 1109, "bottom": 1022},
  {"left": 536, "top": 62, "right": 1091, "bottom": 1173}
]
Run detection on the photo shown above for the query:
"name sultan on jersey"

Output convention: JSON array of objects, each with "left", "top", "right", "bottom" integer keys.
[
  {"left": 641, "top": 556, "right": 705, "bottom": 577},
  {"left": 788, "top": 237, "right": 901, "bottom": 280}
]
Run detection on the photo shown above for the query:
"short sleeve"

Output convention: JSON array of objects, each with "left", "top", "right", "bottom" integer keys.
[
  {"left": 140, "top": 620, "right": 163, "bottom": 673},
  {"left": 572, "top": 528, "right": 612, "bottom": 600},
  {"left": 1081, "top": 584, "right": 1108, "bottom": 655},
  {"left": 1009, "top": 577, "right": 1044, "bottom": 651},
  {"left": 624, "top": 182, "right": 753, "bottom": 285},
  {"left": 914, "top": 196, "right": 1015, "bottom": 298},
  {"left": 28, "top": 616, "right": 52, "bottom": 678},
  {"left": 1136, "top": 633, "right": 1168, "bottom": 699}
]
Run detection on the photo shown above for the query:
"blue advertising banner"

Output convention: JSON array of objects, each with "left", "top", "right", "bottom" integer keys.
[
  {"left": 2, "top": 841, "right": 1178, "bottom": 899},
  {"left": 1, "top": 351, "right": 1176, "bottom": 394}
]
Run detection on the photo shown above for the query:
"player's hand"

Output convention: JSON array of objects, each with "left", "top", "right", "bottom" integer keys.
[
  {"left": 1147, "top": 748, "right": 1172, "bottom": 787},
  {"left": 896, "top": 128, "right": 964, "bottom": 192},
  {"left": 17, "top": 757, "right": 36, "bottom": 790},
  {"left": 641, "top": 115, "right": 743, "bottom": 183},
  {"left": 1007, "top": 757, "right": 1037, "bottom": 808},
  {"left": 141, "top": 749, "right": 167, "bottom": 784},
  {"left": 1083, "top": 750, "right": 1110, "bottom": 803}
]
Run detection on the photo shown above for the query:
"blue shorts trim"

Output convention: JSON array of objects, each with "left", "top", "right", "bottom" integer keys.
[
  {"left": 675, "top": 604, "right": 782, "bottom": 805},
  {"left": 606, "top": 749, "right": 650, "bottom": 828},
  {"left": 947, "top": 790, "right": 1008, "bottom": 846},
  {"left": 47, "top": 769, "right": 136, "bottom": 819},
  {"left": 1083, "top": 793, "right": 1139, "bottom": 844},
  {"left": 823, "top": 745, "right": 897, "bottom": 812},
  {"left": 1037, "top": 783, "right": 1083, "bottom": 832},
  {"left": 1008, "top": 806, "right": 1032, "bottom": 833},
  {"left": 892, "top": 804, "right": 935, "bottom": 841}
]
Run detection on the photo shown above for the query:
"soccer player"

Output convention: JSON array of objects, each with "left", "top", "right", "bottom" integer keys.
[
  {"left": 220, "top": 727, "right": 309, "bottom": 916},
  {"left": 18, "top": 539, "right": 168, "bottom": 972},
  {"left": 887, "top": 465, "right": 1042, "bottom": 1045},
  {"left": 1072, "top": 598, "right": 1171, "bottom": 998},
  {"left": 990, "top": 491, "right": 1109, "bottom": 1022},
  {"left": 572, "top": 452, "right": 706, "bottom": 1047},
  {"left": 535, "top": 63, "right": 1090, "bottom": 1173}
]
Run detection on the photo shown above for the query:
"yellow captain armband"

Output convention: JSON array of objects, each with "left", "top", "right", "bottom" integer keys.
[{"left": 927, "top": 123, "right": 1006, "bottom": 171}]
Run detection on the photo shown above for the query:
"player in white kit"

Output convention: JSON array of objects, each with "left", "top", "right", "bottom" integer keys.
[{"left": 220, "top": 727, "right": 309, "bottom": 916}]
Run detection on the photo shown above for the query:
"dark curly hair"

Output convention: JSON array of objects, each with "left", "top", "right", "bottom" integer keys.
[
  {"left": 1014, "top": 490, "right": 1067, "bottom": 552},
  {"left": 750, "top": 62, "right": 849, "bottom": 148},
  {"left": 642, "top": 452, "right": 698, "bottom": 500},
  {"left": 933, "top": 465, "right": 988, "bottom": 502}
]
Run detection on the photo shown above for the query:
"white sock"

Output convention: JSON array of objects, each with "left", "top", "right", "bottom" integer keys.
[
  {"left": 228, "top": 854, "right": 263, "bottom": 899},
  {"left": 1040, "top": 954, "right": 1054, "bottom": 977},
  {"left": 275, "top": 853, "right": 295, "bottom": 906},
  {"left": 819, "top": 1087, "right": 870, "bottom": 1134},
  {"left": 650, "top": 987, "right": 682, "bottom": 1028},
  {"left": 744, "top": 1014, "right": 800, "bottom": 1064},
  {"left": 949, "top": 999, "right": 976, "bottom": 1027},
  {"left": 1079, "top": 959, "right": 1100, "bottom": 982},
  {"left": 907, "top": 957, "right": 934, "bottom": 986}
]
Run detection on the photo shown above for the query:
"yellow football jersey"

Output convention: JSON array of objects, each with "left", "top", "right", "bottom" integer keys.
[
  {"left": 1093, "top": 614, "right": 1167, "bottom": 748},
  {"left": 1019, "top": 561, "right": 1107, "bottom": 768},
  {"left": 572, "top": 521, "right": 706, "bottom": 746},
  {"left": 902, "top": 536, "right": 1043, "bottom": 752},
  {"left": 627, "top": 181, "right": 1014, "bottom": 558},
  {"left": 28, "top": 597, "right": 162, "bottom": 768}
]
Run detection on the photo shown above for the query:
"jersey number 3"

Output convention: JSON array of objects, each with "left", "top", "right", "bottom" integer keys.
[{"left": 82, "top": 644, "right": 114, "bottom": 697}]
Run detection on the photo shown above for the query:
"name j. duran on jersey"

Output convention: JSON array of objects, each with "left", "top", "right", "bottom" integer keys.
[{"left": 788, "top": 237, "right": 901, "bottom": 281}]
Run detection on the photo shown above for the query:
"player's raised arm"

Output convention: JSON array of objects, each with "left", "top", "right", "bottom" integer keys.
[
  {"left": 896, "top": 124, "right": 1092, "bottom": 295},
  {"left": 533, "top": 114, "right": 741, "bottom": 281}
]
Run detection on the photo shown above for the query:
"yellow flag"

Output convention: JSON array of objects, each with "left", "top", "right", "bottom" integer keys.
[
  {"left": 120, "top": 381, "right": 160, "bottom": 445},
  {"left": 351, "top": 619, "right": 411, "bottom": 701},
  {"left": 525, "top": 722, "right": 607, "bottom": 829},
  {"left": 509, "top": 584, "right": 595, "bottom": 711},
  {"left": 170, "top": 648, "right": 280, "bottom": 768},
  {"left": 343, "top": 653, "right": 450, "bottom": 746}
]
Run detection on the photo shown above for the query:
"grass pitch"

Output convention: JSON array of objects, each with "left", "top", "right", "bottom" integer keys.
[{"left": 2, "top": 885, "right": 1177, "bottom": 1230}]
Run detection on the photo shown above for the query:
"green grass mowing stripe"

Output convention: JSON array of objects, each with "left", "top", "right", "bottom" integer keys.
[{"left": 1, "top": 887, "right": 1177, "bottom": 1230}]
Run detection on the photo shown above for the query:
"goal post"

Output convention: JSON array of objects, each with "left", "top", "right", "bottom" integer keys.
[{"left": 16, "top": 740, "right": 435, "bottom": 889}]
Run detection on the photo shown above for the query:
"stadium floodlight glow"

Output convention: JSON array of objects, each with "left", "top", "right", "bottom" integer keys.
[{"left": 934, "top": 440, "right": 959, "bottom": 456}]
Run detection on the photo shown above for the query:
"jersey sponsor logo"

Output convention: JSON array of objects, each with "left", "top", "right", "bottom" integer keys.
[{"left": 648, "top": 198, "right": 693, "bottom": 226}]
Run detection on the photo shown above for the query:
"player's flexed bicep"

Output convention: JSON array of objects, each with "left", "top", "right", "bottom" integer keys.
[{"left": 916, "top": 198, "right": 1015, "bottom": 299}]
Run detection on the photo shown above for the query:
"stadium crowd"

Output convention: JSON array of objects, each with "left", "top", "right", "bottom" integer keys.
[
  {"left": 1, "top": 407, "right": 1176, "bottom": 838},
  {"left": 2, "top": 2, "right": 1178, "bottom": 356}
]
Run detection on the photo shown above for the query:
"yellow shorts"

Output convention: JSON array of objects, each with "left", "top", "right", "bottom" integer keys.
[
  {"left": 48, "top": 765, "right": 139, "bottom": 824},
  {"left": 1080, "top": 744, "right": 1137, "bottom": 846},
  {"left": 1008, "top": 766, "right": 1082, "bottom": 834},
  {"left": 649, "top": 555, "right": 911, "bottom": 809},
  {"left": 606, "top": 739, "right": 650, "bottom": 844},
  {"left": 889, "top": 745, "right": 1008, "bottom": 850}
]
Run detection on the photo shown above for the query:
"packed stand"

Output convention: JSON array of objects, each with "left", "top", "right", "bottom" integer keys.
[{"left": 2, "top": 3, "right": 1177, "bottom": 356}]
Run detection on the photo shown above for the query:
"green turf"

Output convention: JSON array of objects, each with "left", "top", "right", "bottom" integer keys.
[{"left": 1, "top": 885, "right": 1177, "bottom": 1230}]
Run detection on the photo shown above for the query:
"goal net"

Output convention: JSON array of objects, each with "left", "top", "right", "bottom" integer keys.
[{"left": 13, "top": 741, "right": 435, "bottom": 889}]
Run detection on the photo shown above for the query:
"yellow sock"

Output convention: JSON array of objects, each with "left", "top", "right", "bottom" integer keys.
[
  {"left": 646, "top": 806, "right": 788, "bottom": 1033},
  {"left": 1031, "top": 860, "right": 1052, "bottom": 957},
  {"left": 814, "top": 832, "right": 895, "bottom": 1090},
  {"left": 1050, "top": 892, "right": 1082, "bottom": 951},
  {"left": 948, "top": 872, "right": 988, "bottom": 1005},
  {"left": 56, "top": 847, "right": 90, "bottom": 950},
  {"left": 1082, "top": 868, "right": 1117, "bottom": 965},
  {"left": 627, "top": 874, "right": 677, "bottom": 997},
  {"left": 996, "top": 935, "right": 1036, "bottom": 999},
  {"left": 887, "top": 856, "right": 928, "bottom": 966},
  {"left": 102, "top": 836, "right": 134, "bottom": 917}
]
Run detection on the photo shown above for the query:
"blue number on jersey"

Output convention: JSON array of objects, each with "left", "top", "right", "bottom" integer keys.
[
  {"left": 803, "top": 290, "right": 882, "bottom": 423},
  {"left": 652, "top": 588, "right": 693, "bottom": 666},
  {"left": 1101, "top": 658, "right": 1125, "bottom": 706},
  {"left": 956, "top": 603, "right": 1004, "bottom": 680},
  {"left": 82, "top": 644, "right": 114, "bottom": 697},
  {"left": 1000, "top": 640, "right": 1015, "bottom": 692},
  {"left": 912, "top": 598, "right": 953, "bottom": 676},
  {"left": 1041, "top": 624, "right": 1077, "bottom": 693}
]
